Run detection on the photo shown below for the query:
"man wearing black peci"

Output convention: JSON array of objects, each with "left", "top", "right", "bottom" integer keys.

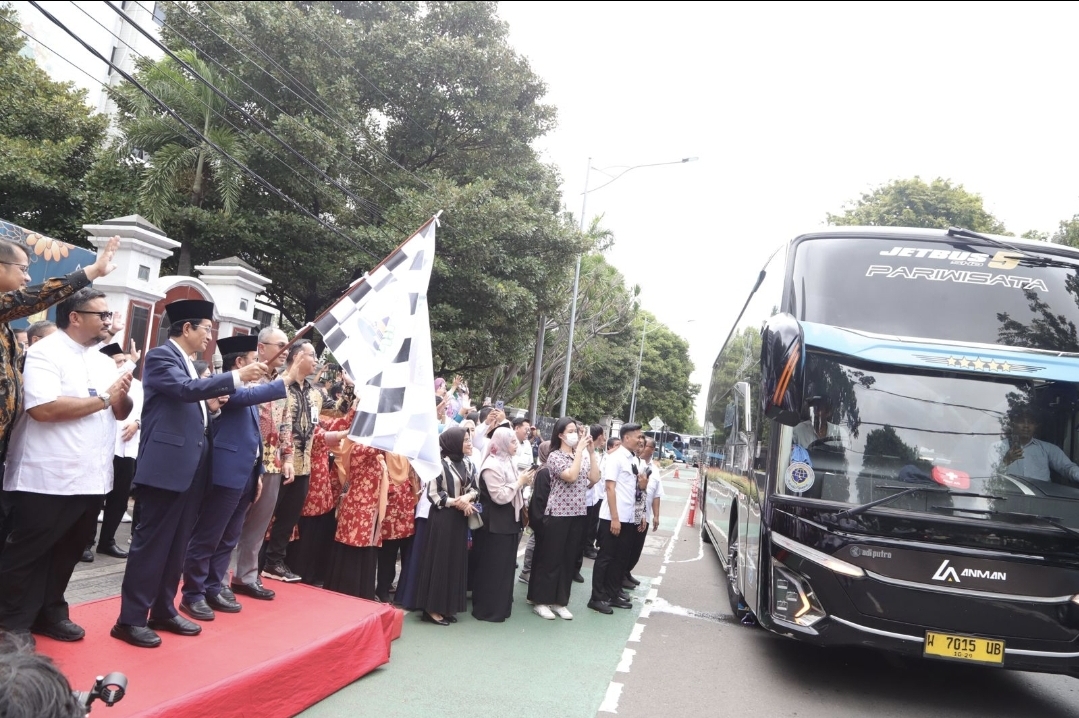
[
  {"left": 112, "top": 300, "right": 268, "bottom": 648},
  {"left": 179, "top": 334, "right": 307, "bottom": 621}
]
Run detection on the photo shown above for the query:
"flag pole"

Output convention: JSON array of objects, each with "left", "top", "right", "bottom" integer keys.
[{"left": 265, "top": 213, "right": 442, "bottom": 368}]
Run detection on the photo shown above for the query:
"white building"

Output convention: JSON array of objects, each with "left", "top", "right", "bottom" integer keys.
[{"left": 14, "top": 0, "right": 165, "bottom": 119}]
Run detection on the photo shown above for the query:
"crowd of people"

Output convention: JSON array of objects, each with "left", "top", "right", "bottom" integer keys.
[{"left": 0, "top": 231, "right": 667, "bottom": 665}]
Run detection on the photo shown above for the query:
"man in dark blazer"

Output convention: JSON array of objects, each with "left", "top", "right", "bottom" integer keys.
[
  {"left": 111, "top": 300, "right": 267, "bottom": 648},
  {"left": 179, "top": 334, "right": 311, "bottom": 621}
]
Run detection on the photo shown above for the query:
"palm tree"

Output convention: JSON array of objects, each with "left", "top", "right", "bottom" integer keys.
[{"left": 115, "top": 49, "right": 245, "bottom": 275}]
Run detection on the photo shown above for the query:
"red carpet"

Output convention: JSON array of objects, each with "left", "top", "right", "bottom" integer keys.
[{"left": 37, "top": 583, "right": 404, "bottom": 718}]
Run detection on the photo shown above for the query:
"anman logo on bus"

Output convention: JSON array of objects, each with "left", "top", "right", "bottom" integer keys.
[
  {"left": 931, "top": 559, "right": 1007, "bottom": 583},
  {"left": 914, "top": 354, "right": 1043, "bottom": 374}
]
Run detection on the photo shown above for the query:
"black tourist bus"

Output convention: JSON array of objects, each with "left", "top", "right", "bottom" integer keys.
[{"left": 701, "top": 226, "right": 1079, "bottom": 676}]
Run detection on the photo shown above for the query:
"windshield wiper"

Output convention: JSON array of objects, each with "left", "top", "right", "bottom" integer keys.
[
  {"left": 929, "top": 506, "right": 1079, "bottom": 539},
  {"left": 947, "top": 227, "right": 1073, "bottom": 269},
  {"left": 835, "top": 484, "right": 1003, "bottom": 520}
]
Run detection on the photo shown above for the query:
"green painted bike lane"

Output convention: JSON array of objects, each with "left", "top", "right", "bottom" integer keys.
[{"left": 301, "top": 468, "right": 694, "bottom": 718}]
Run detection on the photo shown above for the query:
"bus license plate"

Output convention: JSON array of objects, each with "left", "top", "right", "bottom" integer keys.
[{"left": 924, "top": 631, "right": 1005, "bottom": 665}]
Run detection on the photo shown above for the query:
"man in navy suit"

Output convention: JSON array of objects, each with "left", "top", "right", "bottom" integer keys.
[
  {"left": 111, "top": 300, "right": 268, "bottom": 648},
  {"left": 179, "top": 334, "right": 312, "bottom": 621}
]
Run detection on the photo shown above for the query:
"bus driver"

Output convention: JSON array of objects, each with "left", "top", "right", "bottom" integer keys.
[{"left": 991, "top": 405, "right": 1079, "bottom": 484}]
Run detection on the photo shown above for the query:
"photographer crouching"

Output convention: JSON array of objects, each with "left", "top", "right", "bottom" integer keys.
[{"left": 0, "top": 634, "right": 126, "bottom": 717}]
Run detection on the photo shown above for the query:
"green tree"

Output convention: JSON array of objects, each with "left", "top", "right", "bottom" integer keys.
[
  {"left": 0, "top": 4, "right": 106, "bottom": 242},
  {"left": 619, "top": 312, "right": 698, "bottom": 432},
  {"left": 112, "top": 47, "right": 247, "bottom": 275},
  {"left": 827, "top": 177, "right": 1008, "bottom": 234},
  {"left": 1051, "top": 216, "right": 1079, "bottom": 248}
]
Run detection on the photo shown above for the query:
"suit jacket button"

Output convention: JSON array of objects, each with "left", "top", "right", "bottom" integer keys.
[{"left": 198, "top": 441, "right": 203, "bottom": 447}]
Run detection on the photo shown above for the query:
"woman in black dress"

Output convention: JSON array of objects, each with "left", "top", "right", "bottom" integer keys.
[
  {"left": 413, "top": 427, "right": 478, "bottom": 625},
  {"left": 471, "top": 427, "right": 534, "bottom": 622}
]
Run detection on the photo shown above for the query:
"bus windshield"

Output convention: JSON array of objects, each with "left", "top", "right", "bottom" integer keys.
[
  {"left": 775, "top": 351, "right": 1079, "bottom": 528},
  {"left": 791, "top": 236, "right": 1079, "bottom": 352}
]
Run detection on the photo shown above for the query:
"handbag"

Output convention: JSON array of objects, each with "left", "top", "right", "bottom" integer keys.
[{"left": 468, "top": 511, "right": 484, "bottom": 530}]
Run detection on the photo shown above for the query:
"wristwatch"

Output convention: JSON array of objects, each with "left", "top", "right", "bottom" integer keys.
[{"left": 99, "top": 392, "right": 111, "bottom": 408}]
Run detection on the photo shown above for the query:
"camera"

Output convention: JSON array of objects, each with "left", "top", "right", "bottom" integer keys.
[{"left": 73, "top": 672, "right": 127, "bottom": 712}]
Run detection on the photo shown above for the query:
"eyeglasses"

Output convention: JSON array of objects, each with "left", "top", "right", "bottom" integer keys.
[
  {"left": 0, "top": 261, "right": 29, "bottom": 273},
  {"left": 74, "top": 310, "right": 114, "bottom": 321},
  {"left": 192, "top": 324, "right": 213, "bottom": 333},
  {"left": 259, "top": 341, "right": 287, "bottom": 348}
]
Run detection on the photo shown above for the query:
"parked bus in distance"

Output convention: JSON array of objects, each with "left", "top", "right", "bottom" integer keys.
[{"left": 701, "top": 225, "right": 1079, "bottom": 678}]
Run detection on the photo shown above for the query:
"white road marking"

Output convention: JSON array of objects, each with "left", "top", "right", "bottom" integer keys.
[
  {"left": 659, "top": 565, "right": 667, "bottom": 575},
  {"left": 629, "top": 622, "right": 645, "bottom": 642},
  {"left": 598, "top": 682, "right": 624, "bottom": 714},
  {"left": 652, "top": 575, "right": 663, "bottom": 586},
  {"left": 616, "top": 647, "right": 636, "bottom": 673}
]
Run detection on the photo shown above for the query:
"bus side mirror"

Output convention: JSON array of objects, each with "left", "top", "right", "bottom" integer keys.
[{"left": 760, "top": 313, "right": 804, "bottom": 427}]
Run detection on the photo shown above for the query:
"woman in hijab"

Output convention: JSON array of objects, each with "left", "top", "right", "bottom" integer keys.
[
  {"left": 471, "top": 427, "right": 534, "bottom": 622},
  {"left": 413, "top": 427, "right": 478, "bottom": 625}
]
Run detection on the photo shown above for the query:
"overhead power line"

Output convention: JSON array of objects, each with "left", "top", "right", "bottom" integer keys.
[
  {"left": 72, "top": 2, "right": 383, "bottom": 239},
  {"left": 25, "top": 0, "right": 382, "bottom": 261},
  {"left": 129, "top": 0, "right": 411, "bottom": 204},
  {"left": 167, "top": 0, "right": 439, "bottom": 194},
  {"left": 99, "top": 0, "right": 409, "bottom": 236}
]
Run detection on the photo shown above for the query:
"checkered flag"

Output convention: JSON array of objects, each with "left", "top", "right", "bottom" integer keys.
[{"left": 313, "top": 218, "right": 443, "bottom": 480}]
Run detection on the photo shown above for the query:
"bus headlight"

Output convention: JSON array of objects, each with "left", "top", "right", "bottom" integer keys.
[{"left": 773, "top": 563, "right": 826, "bottom": 628}]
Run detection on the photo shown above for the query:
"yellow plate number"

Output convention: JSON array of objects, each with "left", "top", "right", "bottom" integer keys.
[{"left": 924, "top": 631, "right": 1005, "bottom": 665}]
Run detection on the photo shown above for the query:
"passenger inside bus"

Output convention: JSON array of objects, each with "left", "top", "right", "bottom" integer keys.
[
  {"left": 990, "top": 405, "right": 1079, "bottom": 484},
  {"left": 793, "top": 396, "right": 848, "bottom": 450}
]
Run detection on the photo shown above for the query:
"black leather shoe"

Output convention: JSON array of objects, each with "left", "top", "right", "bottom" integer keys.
[
  {"left": 206, "top": 592, "right": 241, "bottom": 613},
  {"left": 230, "top": 580, "right": 275, "bottom": 600},
  {"left": 446, "top": 615, "right": 458, "bottom": 624},
  {"left": 30, "top": 618, "right": 84, "bottom": 642},
  {"left": 573, "top": 572, "right": 585, "bottom": 583},
  {"left": 609, "top": 597, "right": 633, "bottom": 609},
  {"left": 587, "top": 599, "right": 613, "bottom": 615},
  {"left": 421, "top": 612, "right": 450, "bottom": 626},
  {"left": 96, "top": 542, "right": 128, "bottom": 559},
  {"left": 148, "top": 614, "right": 202, "bottom": 636},
  {"left": 218, "top": 586, "right": 236, "bottom": 603},
  {"left": 625, "top": 573, "right": 641, "bottom": 586},
  {"left": 110, "top": 623, "right": 161, "bottom": 648},
  {"left": 179, "top": 599, "right": 215, "bottom": 622},
  {"left": 622, "top": 577, "right": 637, "bottom": 589},
  {"left": 80, "top": 547, "right": 94, "bottom": 563},
  {"left": 583, "top": 548, "right": 598, "bottom": 560},
  {"left": 617, "top": 590, "right": 630, "bottom": 601}
]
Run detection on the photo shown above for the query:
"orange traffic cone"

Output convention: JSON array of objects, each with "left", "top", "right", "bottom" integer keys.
[{"left": 674, "top": 468, "right": 680, "bottom": 479}]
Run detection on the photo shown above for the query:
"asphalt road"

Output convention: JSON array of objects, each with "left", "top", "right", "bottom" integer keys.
[{"left": 612, "top": 468, "right": 1079, "bottom": 718}]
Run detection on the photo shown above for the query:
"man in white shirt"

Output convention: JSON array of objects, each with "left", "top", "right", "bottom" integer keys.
[
  {"left": 624, "top": 437, "right": 665, "bottom": 587},
  {"left": 512, "top": 417, "right": 533, "bottom": 470},
  {"left": 990, "top": 406, "right": 1079, "bottom": 484},
  {"left": 793, "top": 397, "right": 846, "bottom": 450},
  {"left": 0, "top": 288, "right": 133, "bottom": 644},
  {"left": 590, "top": 423, "right": 646, "bottom": 615},
  {"left": 92, "top": 342, "right": 143, "bottom": 559}
]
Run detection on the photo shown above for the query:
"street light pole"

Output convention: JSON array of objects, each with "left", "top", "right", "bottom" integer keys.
[
  {"left": 628, "top": 317, "right": 650, "bottom": 424},
  {"left": 559, "top": 156, "right": 697, "bottom": 417},
  {"left": 559, "top": 158, "right": 591, "bottom": 417}
]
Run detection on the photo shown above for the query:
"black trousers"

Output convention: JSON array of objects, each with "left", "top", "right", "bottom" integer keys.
[
  {"left": 529, "top": 515, "right": 585, "bottom": 607},
  {"left": 376, "top": 536, "right": 413, "bottom": 602},
  {"left": 97, "top": 456, "right": 136, "bottom": 548},
  {"left": 626, "top": 522, "right": 649, "bottom": 574},
  {"left": 265, "top": 474, "right": 310, "bottom": 566},
  {"left": 119, "top": 443, "right": 209, "bottom": 627},
  {"left": 590, "top": 518, "right": 636, "bottom": 603},
  {"left": 0, "top": 492, "right": 100, "bottom": 630},
  {"left": 583, "top": 500, "right": 602, "bottom": 550},
  {"left": 182, "top": 473, "right": 256, "bottom": 604}
]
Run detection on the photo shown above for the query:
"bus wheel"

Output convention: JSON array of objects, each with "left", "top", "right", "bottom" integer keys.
[{"left": 726, "top": 521, "right": 751, "bottom": 624}]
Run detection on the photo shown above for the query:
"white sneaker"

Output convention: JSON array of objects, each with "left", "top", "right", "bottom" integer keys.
[
  {"left": 533, "top": 604, "right": 556, "bottom": 620},
  {"left": 120, "top": 512, "right": 132, "bottom": 523},
  {"left": 552, "top": 605, "right": 573, "bottom": 620}
]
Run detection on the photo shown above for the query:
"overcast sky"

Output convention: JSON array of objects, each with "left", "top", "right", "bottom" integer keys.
[{"left": 497, "top": 0, "right": 1079, "bottom": 424}]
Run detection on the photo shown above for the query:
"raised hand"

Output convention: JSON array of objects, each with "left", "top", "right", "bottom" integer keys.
[
  {"left": 87, "top": 236, "right": 120, "bottom": 280},
  {"left": 237, "top": 361, "right": 269, "bottom": 384}
]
